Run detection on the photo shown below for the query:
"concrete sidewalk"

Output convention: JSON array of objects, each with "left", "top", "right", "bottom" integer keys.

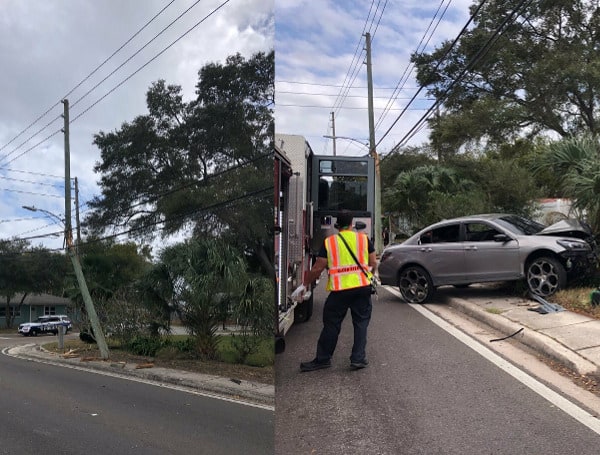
[
  {"left": 435, "top": 286, "right": 600, "bottom": 376},
  {"left": 5, "top": 343, "right": 274, "bottom": 409}
]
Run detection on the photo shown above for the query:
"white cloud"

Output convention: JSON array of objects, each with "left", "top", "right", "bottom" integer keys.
[
  {"left": 275, "top": 0, "right": 471, "bottom": 157},
  {"left": 0, "top": 0, "right": 274, "bottom": 251}
]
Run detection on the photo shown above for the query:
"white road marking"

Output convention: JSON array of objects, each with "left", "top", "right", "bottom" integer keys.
[
  {"left": 384, "top": 286, "right": 600, "bottom": 436},
  {"left": 1, "top": 347, "right": 273, "bottom": 412}
]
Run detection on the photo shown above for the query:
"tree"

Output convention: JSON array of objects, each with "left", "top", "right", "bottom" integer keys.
[
  {"left": 0, "top": 240, "right": 68, "bottom": 328},
  {"left": 157, "top": 238, "right": 248, "bottom": 360},
  {"left": 230, "top": 276, "right": 274, "bottom": 363},
  {"left": 86, "top": 51, "right": 274, "bottom": 275},
  {"left": 64, "top": 240, "right": 151, "bottom": 336},
  {"left": 412, "top": 0, "right": 600, "bottom": 156},
  {"left": 383, "top": 155, "right": 539, "bottom": 234}
]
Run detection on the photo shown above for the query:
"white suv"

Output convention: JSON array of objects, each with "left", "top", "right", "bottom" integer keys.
[{"left": 18, "top": 315, "right": 73, "bottom": 336}]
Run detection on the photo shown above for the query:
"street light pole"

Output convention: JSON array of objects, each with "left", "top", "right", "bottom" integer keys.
[{"left": 323, "top": 135, "right": 369, "bottom": 151}]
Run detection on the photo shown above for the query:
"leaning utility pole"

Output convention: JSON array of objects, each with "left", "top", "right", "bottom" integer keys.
[
  {"left": 74, "top": 177, "right": 82, "bottom": 254},
  {"left": 365, "top": 32, "right": 382, "bottom": 254},
  {"left": 62, "top": 99, "right": 110, "bottom": 359}
]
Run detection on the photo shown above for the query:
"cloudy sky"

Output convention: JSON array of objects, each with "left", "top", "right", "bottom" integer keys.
[
  {"left": 0, "top": 0, "right": 273, "bottom": 250},
  {"left": 275, "top": 0, "right": 472, "bottom": 156}
]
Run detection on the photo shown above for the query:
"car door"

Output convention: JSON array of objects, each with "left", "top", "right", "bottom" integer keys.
[
  {"left": 462, "top": 221, "right": 521, "bottom": 282},
  {"left": 419, "top": 223, "right": 466, "bottom": 286}
]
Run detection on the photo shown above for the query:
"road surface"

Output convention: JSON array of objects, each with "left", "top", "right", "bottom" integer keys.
[
  {"left": 275, "top": 285, "right": 600, "bottom": 454},
  {"left": 0, "top": 333, "right": 273, "bottom": 455}
]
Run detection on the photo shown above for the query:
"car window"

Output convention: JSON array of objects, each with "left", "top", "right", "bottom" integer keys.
[
  {"left": 430, "top": 224, "right": 460, "bottom": 243},
  {"left": 465, "top": 222, "right": 502, "bottom": 242},
  {"left": 496, "top": 215, "right": 544, "bottom": 235}
]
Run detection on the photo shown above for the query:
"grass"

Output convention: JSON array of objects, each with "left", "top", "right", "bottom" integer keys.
[
  {"left": 552, "top": 287, "right": 600, "bottom": 319},
  {"left": 43, "top": 333, "right": 274, "bottom": 367},
  {"left": 485, "top": 308, "right": 504, "bottom": 315}
]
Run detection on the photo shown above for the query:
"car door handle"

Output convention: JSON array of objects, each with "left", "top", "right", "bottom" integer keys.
[
  {"left": 420, "top": 247, "right": 432, "bottom": 252},
  {"left": 464, "top": 246, "right": 478, "bottom": 251}
]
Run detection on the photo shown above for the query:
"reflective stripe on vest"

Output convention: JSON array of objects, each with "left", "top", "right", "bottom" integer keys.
[{"left": 325, "top": 231, "right": 371, "bottom": 291}]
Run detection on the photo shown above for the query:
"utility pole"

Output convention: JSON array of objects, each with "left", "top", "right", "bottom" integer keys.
[
  {"left": 62, "top": 99, "right": 110, "bottom": 359},
  {"left": 74, "top": 177, "right": 81, "bottom": 253},
  {"left": 365, "top": 32, "right": 382, "bottom": 254},
  {"left": 331, "top": 111, "right": 337, "bottom": 156}
]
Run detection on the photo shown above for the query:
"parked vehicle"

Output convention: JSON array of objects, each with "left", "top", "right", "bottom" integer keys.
[
  {"left": 378, "top": 214, "right": 598, "bottom": 303},
  {"left": 18, "top": 315, "right": 72, "bottom": 336}
]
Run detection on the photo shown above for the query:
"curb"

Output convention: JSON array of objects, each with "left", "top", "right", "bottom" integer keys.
[
  {"left": 6, "top": 344, "right": 274, "bottom": 409},
  {"left": 446, "top": 297, "right": 598, "bottom": 376}
]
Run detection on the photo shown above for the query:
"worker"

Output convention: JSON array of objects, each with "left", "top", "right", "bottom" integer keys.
[{"left": 292, "top": 210, "right": 378, "bottom": 372}]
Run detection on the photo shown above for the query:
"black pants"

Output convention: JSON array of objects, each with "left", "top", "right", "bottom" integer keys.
[{"left": 316, "top": 286, "right": 372, "bottom": 363}]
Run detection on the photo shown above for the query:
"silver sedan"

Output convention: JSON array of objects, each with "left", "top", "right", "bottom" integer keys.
[{"left": 378, "top": 214, "right": 597, "bottom": 303}]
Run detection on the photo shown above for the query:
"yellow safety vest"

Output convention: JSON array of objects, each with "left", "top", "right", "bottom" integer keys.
[{"left": 325, "top": 231, "right": 372, "bottom": 291}]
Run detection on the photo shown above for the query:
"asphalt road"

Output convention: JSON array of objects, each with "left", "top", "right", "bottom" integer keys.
[
  {"left": 275, "top": 285, "right": 600, "bottom": 455},
  {"left": 0, "top": 334, "right": 273, "bottom": 455}
]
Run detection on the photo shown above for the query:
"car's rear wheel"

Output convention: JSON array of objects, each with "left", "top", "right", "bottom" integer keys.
[
  {"left": 398, "top": 266, "right": 433, "bottom": 303},
  {"left": 526, "top": 256, "right": 567, "bottom": 297}
]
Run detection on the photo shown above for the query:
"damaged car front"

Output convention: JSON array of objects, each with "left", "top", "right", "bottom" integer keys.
[{"left": 536, "top": 218, "right": 599, "bottom": 279}]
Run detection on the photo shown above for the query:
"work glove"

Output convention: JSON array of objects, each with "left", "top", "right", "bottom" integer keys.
[{"left": 291, "top": 284, "right": 311, "bottom": 302}]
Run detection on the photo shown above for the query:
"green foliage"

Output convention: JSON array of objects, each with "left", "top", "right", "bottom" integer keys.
[
  {"left": 0, "top": 240, "right": 68, "bottom": 328},
  {"left": 126, "top": 336, "right": 171, "bottom": 357},
  {"left": 229, "top": 276, "right": 274, "bottom": 363},
  {"left": 218, "top": 336, "right": 274, "bottom": 367},
  {"left": 86, "top": 50, "right": 274, "bottom": 276},
  {"left": 531, "top": 134, "right": 600, "bottom": 232},
  {"left": 412, "top": 0, "right": 600, "bottom": 156},
  {"left": 156, "top": 238, "right": 247, "bottom": 360},
  {"left": 382, "top": 154, "right": 539, "bottom": 234}
]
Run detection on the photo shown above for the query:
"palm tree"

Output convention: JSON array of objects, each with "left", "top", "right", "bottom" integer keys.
[{"left": 532, "top": 135, "right": 600, "bottom": 232}]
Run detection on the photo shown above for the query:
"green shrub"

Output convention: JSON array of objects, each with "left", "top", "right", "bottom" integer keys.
[{"left": 126, "top": 336, "right": 170, "bottom": 356}]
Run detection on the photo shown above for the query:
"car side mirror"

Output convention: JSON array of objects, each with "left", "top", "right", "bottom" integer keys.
[{"left": 493, "top": 233, "right": 510, "bottom": 242}]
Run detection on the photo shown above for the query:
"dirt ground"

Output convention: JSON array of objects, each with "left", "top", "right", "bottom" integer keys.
[{"left": 45, "top": 342, "right": 274, "bottom": 385}]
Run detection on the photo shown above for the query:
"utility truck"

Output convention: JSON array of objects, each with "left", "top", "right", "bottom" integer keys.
[{"left": 274, "top": 134, "right": 375, "bottom": 353}]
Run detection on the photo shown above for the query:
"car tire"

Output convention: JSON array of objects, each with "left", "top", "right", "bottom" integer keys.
[
  {"left": 30, "top": 330, "right": 38, "bottom": 337},
  {"left": 398, "top": 266, "right": 434, "bottom": 303},
  {"left": 526, "top": 256, "right": 567, "bottom": 297}
]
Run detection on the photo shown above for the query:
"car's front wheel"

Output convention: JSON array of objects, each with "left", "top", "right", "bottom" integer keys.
[
  {"left": 398, "top": 266, "right": 433, "bottom": 303},
  {"left": 526, "top": 256, "right": 567, "bottom": 297}
]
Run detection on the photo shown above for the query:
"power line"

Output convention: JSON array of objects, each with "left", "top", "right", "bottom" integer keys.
[
  {"left": 70, "top": 0, "right": 205, "bottom": 111},
  {"left": 0, "top": 166, "right": 64, "bottom": 179},
  {"left": 278, "top": 103, "right": 428, "bottom": 110},
  {"left": 384, "top": 0, "right": 534, "bottom": 155},
  {"left": 0, "top": 175, "right": 64, "bottom": 188},
  {"left": 3, "top": 0, "right": 232, "bottom": 167},
  {"left": 69, "top": 0, "right": 232, "bottom": 126},
  {"left": 276, "top": 80, "right": 418, "bottom": 90},
  {"left": 376, "top": 0, "right": 490, "bottom": 151},
  {"left": 0, "top": 1, "right": 176, "bottom": 156},
  {"left": 1, "top": 129, "right": 62, "bottom": 167},
  {"left": 0, "top": 187, "right": 63, "bottom": 198},
  {"left": 374, "top": 0, "right": 452, "bottom": 132},
  {"left": 278, "top": 90, "right": 432, "bottom": 100}
]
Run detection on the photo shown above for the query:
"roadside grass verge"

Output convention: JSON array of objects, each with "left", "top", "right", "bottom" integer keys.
[
  {"left": 553, "top": 287, "right": 600, "bottom": 319},
  {"left": 43, "top": 333, "right": 274, "bottom": 367}
]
